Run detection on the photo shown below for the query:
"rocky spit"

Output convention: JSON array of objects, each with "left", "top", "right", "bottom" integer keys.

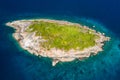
[{"left": 6, "top": 19, "right": 110, "bottom": 66}]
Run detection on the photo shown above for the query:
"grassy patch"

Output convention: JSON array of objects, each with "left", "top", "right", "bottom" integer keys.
[{"left": 27, "top": 21, "right": 98, "bottom": 51}]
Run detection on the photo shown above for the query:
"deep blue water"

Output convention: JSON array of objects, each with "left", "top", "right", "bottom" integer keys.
[{"left": 0, "top": 0, "right": 120, "bottom": 80}]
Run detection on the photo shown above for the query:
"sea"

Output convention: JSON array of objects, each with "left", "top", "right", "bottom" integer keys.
[{"left": 0, "top": 0, "right": 120, "bottom": 80}]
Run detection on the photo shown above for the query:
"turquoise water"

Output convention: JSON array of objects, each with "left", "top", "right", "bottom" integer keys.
[
  {"left": 3, "top": 14, "right": 120, "bottom": 80},
  {"left": 1, "top": 0, "right": 120, "bottom": 79}
]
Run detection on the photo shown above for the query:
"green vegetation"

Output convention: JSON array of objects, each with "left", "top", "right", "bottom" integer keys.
[{"left": 27, "top": 21, "right": 98, "bottom": 51}]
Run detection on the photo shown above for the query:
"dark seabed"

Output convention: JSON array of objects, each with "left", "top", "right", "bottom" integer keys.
[{"left": 0, "top": 0, "right": 120, "bottom": 80}]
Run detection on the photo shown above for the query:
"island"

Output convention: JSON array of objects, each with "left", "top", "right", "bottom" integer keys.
[{"left": 6, "top": 19, "right": 110, "bottom": 66}]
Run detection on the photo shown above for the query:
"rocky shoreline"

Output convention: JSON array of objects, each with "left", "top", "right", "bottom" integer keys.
[{"left": 6, "top": 19, "right": 110, "bottom": 66}]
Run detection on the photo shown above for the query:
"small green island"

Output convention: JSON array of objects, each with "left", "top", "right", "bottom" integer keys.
[{"left": 6, "top": 19, "right": 110, "bottom": 66}]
